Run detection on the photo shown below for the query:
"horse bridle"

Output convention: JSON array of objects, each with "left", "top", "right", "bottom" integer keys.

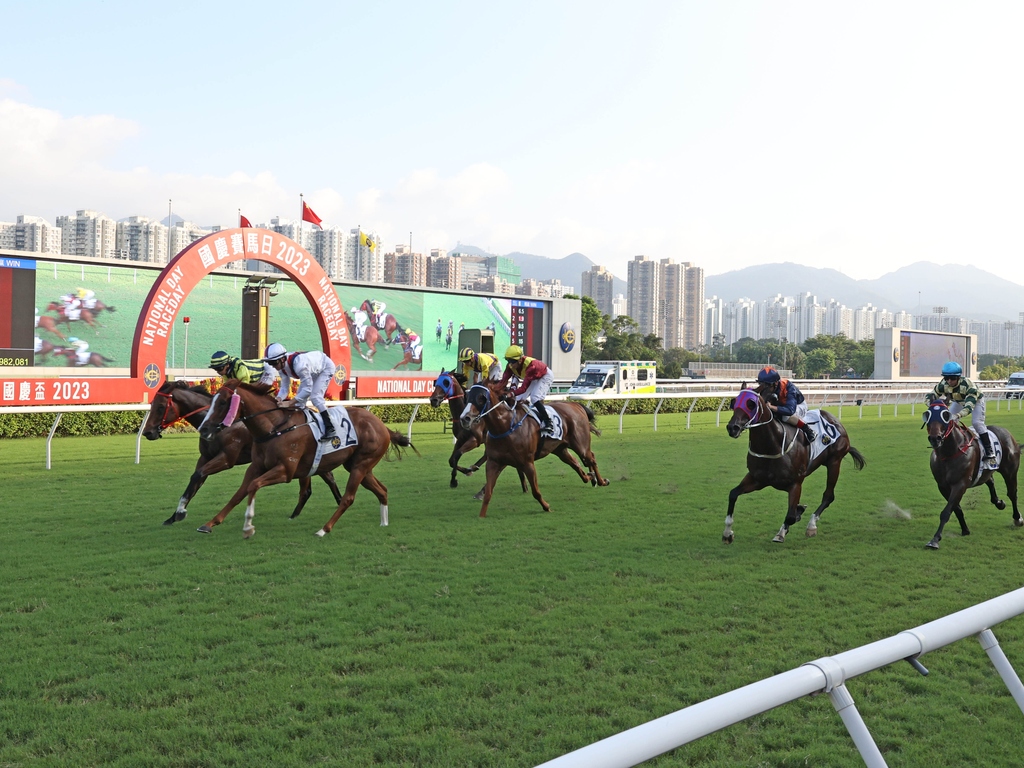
[
  {"left": 737, "top": 391, "right": 775, "bottom": 431},
  {"left": 153, "top": 390, "right": 208, "bottom": 430},
  {"left": 464, "top": 385, "right": 511, "bottom": 427}
]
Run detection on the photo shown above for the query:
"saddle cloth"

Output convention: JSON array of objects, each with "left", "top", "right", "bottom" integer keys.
[
  {"left": 804, "top": 410, "right": 837, "bottom": 463},
  {"left": 525, "top": 405, "right": 565, "bottom": 441},
  {"left": 306, "top": 405, "right": 359, "bottom": 477},
  {"left": 971, "top": 429, "right": 1004, "bottom": 485}
]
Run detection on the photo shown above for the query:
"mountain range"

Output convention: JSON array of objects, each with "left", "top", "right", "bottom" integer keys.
[{"left": 460, "top": 247, "right": 1021, "bottom": 322}]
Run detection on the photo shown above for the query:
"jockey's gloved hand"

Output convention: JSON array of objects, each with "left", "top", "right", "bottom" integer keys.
[{"left": 950, "top": 411, "right": 962, "bottom": 421}]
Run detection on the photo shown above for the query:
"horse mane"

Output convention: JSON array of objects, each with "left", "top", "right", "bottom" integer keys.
[
  {"left": 237, "top": 381, "right": 275, "bottom": 397},
  {"left": 160, "top": 379, "right": 210, "bottom": 396}
]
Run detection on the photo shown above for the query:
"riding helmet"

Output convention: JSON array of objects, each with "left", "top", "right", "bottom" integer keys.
[
  {"left": 264, "top": 342, "right": 288, "bottom": 362},
  {"left": 757, "top": 367, "right": 781, "bottom": 385},
  {"left": 458, "top": 347, "right": 475, "bottom": 362},
  {"left": 941, "top": 361, "right": 963, "bottom": 377},
  {"left": 504, "top": 344, "right": 524, "bottom": 361},
  {"left": 210, "top": 350, "right": 232, "bottom": 369}
]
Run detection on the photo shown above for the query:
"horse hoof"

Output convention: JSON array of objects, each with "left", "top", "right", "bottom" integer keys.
[
  {"left": 315, "top": 528, "right": 328, "bottom": 537},
  {"left": 450, "top": 480, "right": 458, "bottom": 489},
  {"left": 174, "top": 511, "right": 187, "bottom": 522},
  {"left": 473, "top": 491, "right": 484, "bottom": 501},
  {"left": 722, "top": 534, "right": 734, "bottom": 544},
  {"left": 196, "top": 525, "right": 213, "bottom": 534},
  {"left": 162, "top": 517, "right": 176, "bottom": 526},
  {"left": 996, "top": 500, "right": 1006, "bottom": 510},
  {"left": 1014, "top": 518, "right": 1024, "bottom": 528},
  {"left": 772, "top": 535, "right": 786, "bottom": 543},
  {"left": 806, "top": 528, "right": 817, "bottom": 538},
  {"left": 242, "top": 527, "right": 255, "bottom": 539},
  {"left": 926, "top": 539, "right": 940, "bottom": 549}
]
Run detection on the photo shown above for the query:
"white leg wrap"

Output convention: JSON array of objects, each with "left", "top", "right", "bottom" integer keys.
[
  {"left": 380, "top": 504, "right": 389, "bottom": 526},
  {"left": 242, "top": 500, "right": 255, "bottom": 537},
  {"left": 176, "top": 497, "right": 188, "bottom": 514}
]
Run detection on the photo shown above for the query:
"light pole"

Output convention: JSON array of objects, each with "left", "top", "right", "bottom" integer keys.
[{"left": 182, "top": 316, "right": 191, "bottom": 374}]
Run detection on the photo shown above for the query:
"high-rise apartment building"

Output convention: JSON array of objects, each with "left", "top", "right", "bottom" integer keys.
[
  {"left": 342, "top": 229, "right": 383, "bottom": 283},
  {"left": 5, "top": 215, "right": 62, "bottom": 254},
  {"left": 681, "top": 262, "right": 704, "bottom": 350},
  {"left": 427, "top": 249, "right": 462, "bottom": 290},
  {"left": 627, "top": 255, "right": 660, "bottom": 337},
  {"left": 57, "top": 210, "right": 116, "bottom": 259},
  {"left": 385, "top": 245, "right": 428, "bottom": 286},
  {"left": 627, "top": 255, "right": 705, "bottom": 349},
  {"left": 581, "top": 265, "right": 615, "bottom": 316},
  {"left": 309, "top": 227, "right": 348, "bottom": 279},
  {"left": 659, "top": 259, "right": 686, "bottom": 349},
  {"left": 115, "top": 216, "right": 167, "bottom": 264}
]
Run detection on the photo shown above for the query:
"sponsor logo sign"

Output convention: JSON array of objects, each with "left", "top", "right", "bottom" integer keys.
[{"left": 355, "top": 375, "right": 438, "bottom": 398}]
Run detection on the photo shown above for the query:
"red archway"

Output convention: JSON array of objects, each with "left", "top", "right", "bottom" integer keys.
[{"left": 131, "top": 228, "right": 351, "bottom": 399}]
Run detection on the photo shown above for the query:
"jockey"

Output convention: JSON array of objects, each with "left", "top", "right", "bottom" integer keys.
[
  {"left": 929, "top": 361, "right": 995, "bottom": 467},
  {"left": 350, "top": 307, "right": 370, "bottom": 342},
  {"left": 403, "top": 328, "right": 423, "bottom": 358},
  {"left": 209, "top": 350, "right": 277, "bottom": 386},
  {"left": 365, "top": 299, "right": 387, "bottom": 329},
  {"left": 755, "top": 367, "right": 816, "bottom": 445},
  {"left": 69, "top": 337, "right": 90, "bottom": 366},
  {"left": 60, "top": 293, "right": 82, "bottom": 321},
  {"left": 263, "top": 342, "right": 339, "bottom": 442},
  {"left": 458, "top": 347, "right": 502, "bottom": 384},
  {"left": 500, "top": 344, "right": 555, "bottom": 432},
  {"left": 76, "top": 287, "right": 97, "bottom": 309}
]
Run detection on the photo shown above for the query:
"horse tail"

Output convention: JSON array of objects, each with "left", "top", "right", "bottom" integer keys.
[
  {"left": 579, "top": 403, "right": 602, "bottom": 436},
  {"left": 847, "top": 445, "right": 866, "bottom": 470},
  {"left": 387, "top": 429, "right": 421, "bottom": 459}
]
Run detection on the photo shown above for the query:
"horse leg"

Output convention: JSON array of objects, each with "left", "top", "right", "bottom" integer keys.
[
  {"left": 360, "top": 472, "right": 389, "bottom": 525},
  {"left": 317, "top": 466, "right": 369, "bottom": 537},
  {"left": 773, "top": 483, "right": 805, "bottom": 544},
  {"left": 985, "top": 478, "right": 1006, "bottom": 511},
  {"left": 521, "top": 462, "right": 550, "bottom": 512},
  {"left": 576, "top": 443, "right": 609, "bottom": 487},
  {"left": 197, "top": 463, "right": 263, "bottom": 533},
  {"left": 806, "top": 457, "right": 843, "bottom": 537},
  {"left": 479, "top": 460, "right": 507, "bottom": 518},
  {"left": 289, "top": 477, "right": 313, "bottom": 519},
  {"left": 164, "top": 468, "right": 207, "bottom": 525},
  {"left": 554, "top": 444, "right": 590, "bottom": 483},
  {"left": 952, "top": 504, "right": 970, "bottom": 537},
  {"left": 724, "top": 474, "right": 766, "bottom": 544},
  {"left": 927, "top": 484, "right": 968, "bottom": 548},
  {"left": 1000, "top": 460, "right": 1023, "bottom": 527}
]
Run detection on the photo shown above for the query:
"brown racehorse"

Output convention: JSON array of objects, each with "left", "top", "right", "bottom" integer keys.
[
  {"left": 390, "top": 332, "right": 423, "bottom": 371},
  {"left": 360, "top": 299, "right": 400, "bottom": 345},
  {"left": 46, "top": 300, "right": 116, "bottom": 332},
  {"left": 141, "top": 380, "right": 342, "bottom": 525},
  {"left": 36, "top": 315, "right": 67, "bottom": 341},
  {"left": 460, "top": 381, "right": 609, "bottom": 517},
  {"left": 429, "top": 370, "right": 527, "bottom": 496},
  {"left": 197, "top": 381, "right": 415, "bottom": 538},
  {"left": 725, "top": 387, "right": 866, "bottom": 543},
  {"left": 344, "top": 310, "right": 381, "bottom": 361},
  {"left": 922, "top": 399, "right": 1022, "bottom": 549},
  {"left": 52, "top": 347, "right": 116, "bottom": 367}
]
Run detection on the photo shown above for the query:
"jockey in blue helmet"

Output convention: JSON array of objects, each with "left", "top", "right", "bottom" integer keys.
[
  {"left": 755, "top": 367, "right": 816, "bottom": 444},
  {"left": 929, "top": 361, "right": 995, "bottom": 466}
]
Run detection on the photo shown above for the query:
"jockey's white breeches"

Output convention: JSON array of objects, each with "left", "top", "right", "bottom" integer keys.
[
  {"left": 516, "top": 371, "right": 554, "bottom": 405},
  {"left": 951, "top": 398, "right": 987, "bottom": 434}
]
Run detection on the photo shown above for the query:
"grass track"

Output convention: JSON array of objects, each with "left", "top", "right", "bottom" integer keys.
[{"left": 2, "top": 410, "right": 1024, "bottom": 767}]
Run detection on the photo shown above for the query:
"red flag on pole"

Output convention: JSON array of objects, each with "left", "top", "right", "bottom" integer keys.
[
  {"left": 239, "top": 214, "right": 253, "bottom": 228},
  {"left": 301, "top": 201, "right": 323, "bottom": 229}
]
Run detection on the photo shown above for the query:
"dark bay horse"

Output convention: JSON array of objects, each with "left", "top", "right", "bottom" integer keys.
[
  {"left": 460, "top": 381, "right": 608, "bottom": 517},
  {"left": 344, "top": 310, "right": 381, "bottom": 362},
  {"left": 142, "top": 380, "right": 342, "bottom": 525},
  {"left": 725, "top": 388, "right": 866, "bottom": 543},
  {"left": 197, "top": 381, "right": 414, "bottom": 537},
  {"left": 360, "top": 300, "right": 400, "bottom": 344},
  {"left": 922, "top": 399, "right": 1022, "bottom": 549},
  {"left": 429, "top": 371, "right": 527, "bottom": 495}
]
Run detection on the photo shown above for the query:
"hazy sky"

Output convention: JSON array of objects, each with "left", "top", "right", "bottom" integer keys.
[{"left": 3, "top": 1, "right": 1023, "bottom": 284}]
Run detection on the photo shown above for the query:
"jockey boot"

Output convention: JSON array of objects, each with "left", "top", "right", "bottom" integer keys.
[
  {"left": 320, "top": 412, "right": 336, "bottom": 442},
  {"left": 979, "top": 431, "right": 997, "bottom": 466},
  {"left": 799, "top": 422, "right": 816, "bottom": 445},
  {"left": 534, "top": 400, "right": 553, "bottom": 434}
]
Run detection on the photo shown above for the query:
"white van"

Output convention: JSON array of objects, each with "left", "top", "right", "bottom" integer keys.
[
  {"left": 568, "top": 361, "right": 657, "bottom": 396},
  {"left": 1006, "top": 371, "right": 1024, "bottom": 399}
]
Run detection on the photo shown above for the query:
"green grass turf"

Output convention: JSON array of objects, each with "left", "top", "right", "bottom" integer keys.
[{"left": 2, "top": 410, "right": 1024, "bottom": 766}]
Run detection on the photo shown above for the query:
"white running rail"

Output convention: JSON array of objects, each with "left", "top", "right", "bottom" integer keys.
[{"left": 535, "top": 587, "right": 1024, "bottom": 768}]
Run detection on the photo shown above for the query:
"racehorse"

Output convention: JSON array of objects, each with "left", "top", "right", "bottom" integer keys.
[
  {"left": 460, "top": 380, "right": 609, "bottom": 517},
  {"left": 429, "top": 370, "right": 527, "bottom": 495},
  {"left": 46, "top": 300, "right": 116, "bottom": 332},
  {"left": 360, "top": 299, "right": 400, "bottom": 344},
  {"left": 922, "top": 398, "right": 1022, "bottom": 549},
  {"left": 53, "top": 347, "right": 115, "bottom": 367},
  {"left": 197, "top": 381, "right": 415, "bottom": 538},
  {"left": 36, "top": 315, "right": 67, "bottom": 341},
  {"left": 344, "top": 310, "right": 381, "bottom": 361},
  {"left": 391, "top": 332, "right": 423, "bottom": 371},
  {"left": 141, "top": 380, "right": 342, "bottom": 525},
  {"left": 35, "top": 339, "right": 58, "bottom": 360},
  {"left": 724, "top": 387, "right": 866, "bottom": 543}
]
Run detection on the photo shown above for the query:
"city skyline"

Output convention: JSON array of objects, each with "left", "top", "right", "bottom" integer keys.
[{"left": 4, "top": 3, "right": 1024, "bottom": 287}]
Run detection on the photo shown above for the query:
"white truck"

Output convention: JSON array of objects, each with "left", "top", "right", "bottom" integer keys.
[{"left": 567, "top": 361, "right": 657, "bottom": 396}]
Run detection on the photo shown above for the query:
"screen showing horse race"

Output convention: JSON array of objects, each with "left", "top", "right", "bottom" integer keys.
[
  {"left": 0, "top": 256, "right": 36, "bottom": 366},
  {"left": 899, "top": 330, "right": 970, "bottom": 378}
]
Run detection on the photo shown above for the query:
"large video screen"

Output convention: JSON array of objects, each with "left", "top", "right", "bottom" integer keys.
[
  {"left": 899, "top": 330, "right": 969, "bottom": 378},
  {"left": 27, "top": 260, "right": 515, "bottom": 373}
]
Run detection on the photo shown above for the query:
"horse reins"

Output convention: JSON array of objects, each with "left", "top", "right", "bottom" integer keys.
[
  {"left": 154, "top": 391, "right": 208, "bottom": 429},
  {"left": 741, "top": 393, "right": 799, "bottom": 459}
]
